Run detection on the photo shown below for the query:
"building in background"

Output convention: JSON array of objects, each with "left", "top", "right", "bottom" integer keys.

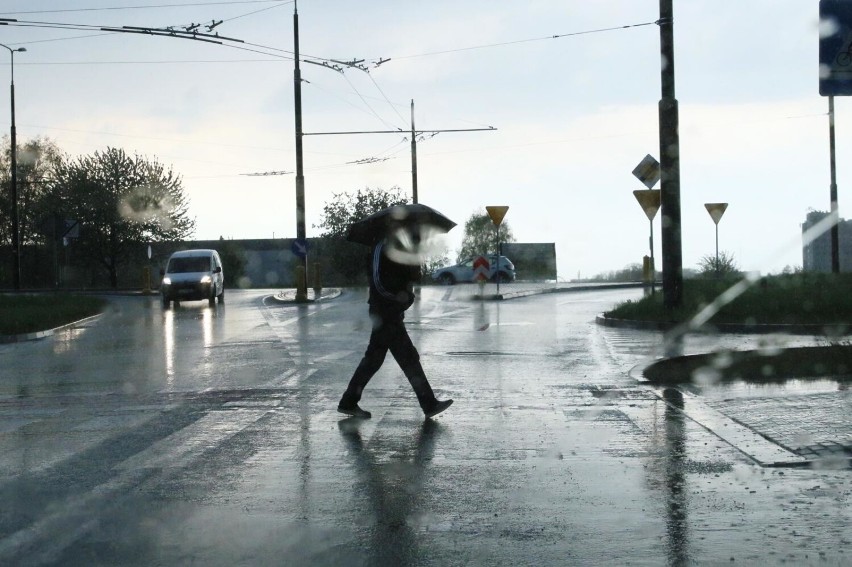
[
  {"left": 802, "top": 211, "right": 852, "bottom": 272},
  {"left": 501, "top": 243, "right": 557, "bottom": 281}
]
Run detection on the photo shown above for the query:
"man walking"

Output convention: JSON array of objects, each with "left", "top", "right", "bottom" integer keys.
[{"left": 338, "top": 235, "right": 453, "bottom": 419}]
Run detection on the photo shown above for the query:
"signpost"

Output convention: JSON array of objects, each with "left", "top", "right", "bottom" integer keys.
[
  {"left": 704, "top": 203, "right": 728, "bottom": 273},
  {"left": 632, "top": 154, "right": 662, "bottom": 294},
  {"left": 819, "top": 0, "right": 852, "bottom": 272},
  {"left": 291, "top": 238, "right": 309, "bottom": 258},
  {"left": 485, "top": 206, "right": 509, "bottom": 295},
  {"left": 473, "top": 256, "right": 490, "bottom": 282},
  {"left": 291, "top": 238, "right": 309, "bottom": 301}
]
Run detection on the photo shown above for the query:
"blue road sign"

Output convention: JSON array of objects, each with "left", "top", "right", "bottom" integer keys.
[
  {"left": 291, "top": 238, "right": 309, "bottom": 258},
  {"left": 820, "top": 0, "right": 852, "bottom": 95}
]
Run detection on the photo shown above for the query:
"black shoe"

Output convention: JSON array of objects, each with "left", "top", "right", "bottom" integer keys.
[
  {"left": 424, "top": 399, "right": 453, "bottom": 419},
  {"left": 337, "top": 404, "right": 372, "bottom": 419}
]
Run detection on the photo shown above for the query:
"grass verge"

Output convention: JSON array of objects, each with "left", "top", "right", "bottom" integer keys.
[
  {"left": 604, "top": 273, "right": 852, "bottom": 327},
  {"left": 0, "top": 294, "right": 107, "bottom": 336}
]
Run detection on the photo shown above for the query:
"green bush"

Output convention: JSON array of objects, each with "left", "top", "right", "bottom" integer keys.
[{"left": 605, "top": 273, "right": 852, "bottom": 326}]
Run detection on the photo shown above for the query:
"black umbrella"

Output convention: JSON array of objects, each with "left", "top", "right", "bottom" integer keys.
[{"left": 346, "top": 203, "right": 456, "bottom": 245}]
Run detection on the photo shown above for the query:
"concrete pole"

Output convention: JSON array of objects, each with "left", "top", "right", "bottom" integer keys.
[
  {"left": 411, "top": 100, "right": 418, "bottom": 204},
  {"left": 293, "top": 5, "right": 307, "bottom": 301},
  {"left": 659, "top": 0, "right": 683, "bottom": 308}
]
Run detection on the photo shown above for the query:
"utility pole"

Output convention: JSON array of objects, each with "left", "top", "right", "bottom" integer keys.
[
  {"left": 658, "top": 0, "right": 683, "bottom": 308},
  {"left": 293, "top": 3, "right": 307, "bottom": 301},
  {"left": 304, "top": 103, "right": 494, "bottom": 204},
  {"left": 411, "top": 100, "right": 419, "bottom": 203}
]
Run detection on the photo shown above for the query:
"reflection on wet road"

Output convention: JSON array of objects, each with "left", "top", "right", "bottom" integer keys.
[{"left": 0, "top": 287, "right": 849, "bottom": 565}]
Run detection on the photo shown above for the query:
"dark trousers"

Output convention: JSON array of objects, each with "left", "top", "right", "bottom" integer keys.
[{"left": 341, "top": 309, "right": 437, "bottom": 410}]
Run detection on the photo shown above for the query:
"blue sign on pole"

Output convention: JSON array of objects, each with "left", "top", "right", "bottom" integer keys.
[
  {"left": 291, "top": 238, "right": 309, "bottom": 258},
  {"left": 820, "top": 0, "right": 852, "bottom": 95}
]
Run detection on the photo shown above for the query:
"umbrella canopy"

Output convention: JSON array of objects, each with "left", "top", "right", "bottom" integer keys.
[{"left": 346, "top": 203, "right": 456, "bottom": 245}]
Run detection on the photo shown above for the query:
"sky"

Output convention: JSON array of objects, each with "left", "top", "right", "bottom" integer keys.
[{"left": 0, "top": 1, "right": 845, "bottom": 279}]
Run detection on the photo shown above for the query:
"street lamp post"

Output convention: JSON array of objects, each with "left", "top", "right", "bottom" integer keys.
[{"left": 1, "top": 43, "right": 26, "bottom": 290}]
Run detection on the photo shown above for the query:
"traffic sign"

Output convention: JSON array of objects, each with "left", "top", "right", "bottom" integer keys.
[
  {"left": 473, "top": 255, "right": 490, "bottom": 282},
  {"left": 485, "top": 206, "right": 509, "bottom": 226},
  {"left": 632, "top": 154, "right": 661, "bottom": 189},
  {"left": 291, "top": 238, "right": 309, "bottom": 258},
  {"left": 633, "top": 190, "right": 661, "bottom": 221},
  {"left": 704, "top": 203, "right": 728, "bottom": 225},
  {"left": 820, "top": 0, "right": 852, "bottom": 96}
]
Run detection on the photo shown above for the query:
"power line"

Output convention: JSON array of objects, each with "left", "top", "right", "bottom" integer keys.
[
  {"left": 2, "top": 19, "right": 345, "bottom": 67},
  {"left": 341, "top": 72, "right": 405, "bottom": 131},
  {"left": 0, "top": 1, "right": 292, "bottom": 17},
  {"left": 374, "top": 20, "right": 659, "bottom": 64}
]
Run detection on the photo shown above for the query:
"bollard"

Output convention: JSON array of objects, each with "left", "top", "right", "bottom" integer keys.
[
  {"left": 295, "top": 265, "right": 308, "bottom": 302},
  {"left": 313, "top": 261, "right": 322, "bottom": 296},
  {"left": 642, "top": 256, "right": 653, "bottom": 297},
  {"left": 142, "top": 266, "right": 151, "bottom": 295}
]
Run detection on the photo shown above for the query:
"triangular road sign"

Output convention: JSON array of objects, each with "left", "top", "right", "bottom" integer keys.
[
  {"left": 704, "top": 203, "right": 728, "bottom": 225},
  {"left": 633, "top": 190, "right": 661, "bottom": 221},
  {"left": 485, "top": 206, "right": 509, "bottom": 226}
]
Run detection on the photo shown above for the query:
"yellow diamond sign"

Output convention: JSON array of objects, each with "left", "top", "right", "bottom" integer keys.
[{"left": 486, "top": 206, "right": 509, "bottom": 226}]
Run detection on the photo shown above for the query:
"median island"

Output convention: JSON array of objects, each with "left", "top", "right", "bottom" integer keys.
[{"left": 602, "top": 273, "right": 852, "bottom": 383}]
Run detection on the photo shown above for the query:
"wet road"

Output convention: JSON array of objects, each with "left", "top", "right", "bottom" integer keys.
[{"left": 1, "top": 287, "right": 850, "bottom": 565}]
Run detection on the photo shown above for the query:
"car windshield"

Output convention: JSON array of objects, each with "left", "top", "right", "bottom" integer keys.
[
  {"left": 167, "top": 257, "right": 209, "bottom": 273},
  {"left": 5, "top": 4, "right": 851, "bottom": 565}
]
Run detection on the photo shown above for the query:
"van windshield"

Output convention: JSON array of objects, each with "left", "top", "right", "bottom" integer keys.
[{"left": 167, "top": 257, "right": 210, "bottom": 273}]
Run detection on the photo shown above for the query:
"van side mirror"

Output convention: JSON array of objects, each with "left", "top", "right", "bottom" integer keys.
[
  {"left": 159, "top": 268, "right": 165, "bottom": 276},
  {"left": 213, "top": 266, "right": 222, "bottom": 274}
]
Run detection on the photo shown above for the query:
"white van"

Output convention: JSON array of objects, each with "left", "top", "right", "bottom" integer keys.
[{"left": 160, "top": 249, "right": 224, "bottom": 308}]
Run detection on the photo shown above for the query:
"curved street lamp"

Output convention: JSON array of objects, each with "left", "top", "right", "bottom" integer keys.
[{"left": 1, "top": 43, "right": 25, "bottom": 290}]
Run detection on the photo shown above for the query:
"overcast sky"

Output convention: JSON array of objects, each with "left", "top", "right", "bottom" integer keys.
[{"left": 0, "top": 1, "right": 844, "bottom": 279}]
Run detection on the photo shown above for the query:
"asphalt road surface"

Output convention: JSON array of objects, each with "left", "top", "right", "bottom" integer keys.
[{"left": 1, "top": 287, "right": 849, "bottom": 566}]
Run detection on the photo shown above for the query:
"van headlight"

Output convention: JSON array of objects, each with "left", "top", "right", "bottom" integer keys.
[
  {"left": 162, "top": 277, "right": 172, "bottom": 286},
  {"left": 200, "top": 275, "right": 212, "bottom": 283}
]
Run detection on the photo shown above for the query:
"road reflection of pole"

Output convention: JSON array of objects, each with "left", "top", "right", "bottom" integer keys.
[
  {"left": 296, "top": 305, "right": 312, "bottom": 525},
  {"left": 662, "top": 388, "right": 689, "bottom": 566},
  {"left": 338, "top": 419, "right": 442, "bottom": 566},
  {"left": 163, "top": 309, "right": 175, "bottom": 387}
]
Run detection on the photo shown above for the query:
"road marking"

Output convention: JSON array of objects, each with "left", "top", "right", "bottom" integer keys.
[{"left": 114, "top": 409, "right": 270, "bottom": 471}]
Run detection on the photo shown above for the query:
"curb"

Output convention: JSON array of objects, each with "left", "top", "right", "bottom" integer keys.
[
  {"left": 596, "top": 313, "right": 851, "bottom": 335},
  {"left": 0, "top": 312, "right": 104, "bottom": 344},
  {"left": 271, "top": 288, "right": 343, "bottom": 304},
  {"left": 473, "top": 282, "right": 646, "bottom": 301}
]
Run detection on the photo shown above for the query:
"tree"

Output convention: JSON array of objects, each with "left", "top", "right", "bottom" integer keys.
[
  {"left": 315, "top": 186, "right": 409, "bottom": 284},
  {"left": 697, "top": 250, "right": 740, "bottom": 277},
  {"left": 0, "top": 137, "right": 67, "bottom": 285},
  {"left": 0, "top": 136, "right": 65, "bottom": 246},
  {"left": 47, "top": 147, "right": 195, "bottom": 288},
  {"left": 457, "top": 209, "right": 515, "bottom": 262},
  {"left": 316, "top": 186, "right": 409, "bottom": 238}
]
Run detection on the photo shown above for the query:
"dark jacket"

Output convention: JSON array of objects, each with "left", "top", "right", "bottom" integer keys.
[{"left": 368, "top": 241, "right": 420, "bottom": 315}]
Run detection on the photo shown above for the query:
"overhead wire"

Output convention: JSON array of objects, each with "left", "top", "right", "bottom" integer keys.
[
  {"left": 1, "top": 13, "right": 667, "bottom": 178},
  {"left": 383, "top": 20, "right": 660, "bottom": 62},
  {"left": 340, "top": 72, "right": 405, "bottom": 132},
  {"left": 0, "top": 1, "right": 291, "bottom": 17}
]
